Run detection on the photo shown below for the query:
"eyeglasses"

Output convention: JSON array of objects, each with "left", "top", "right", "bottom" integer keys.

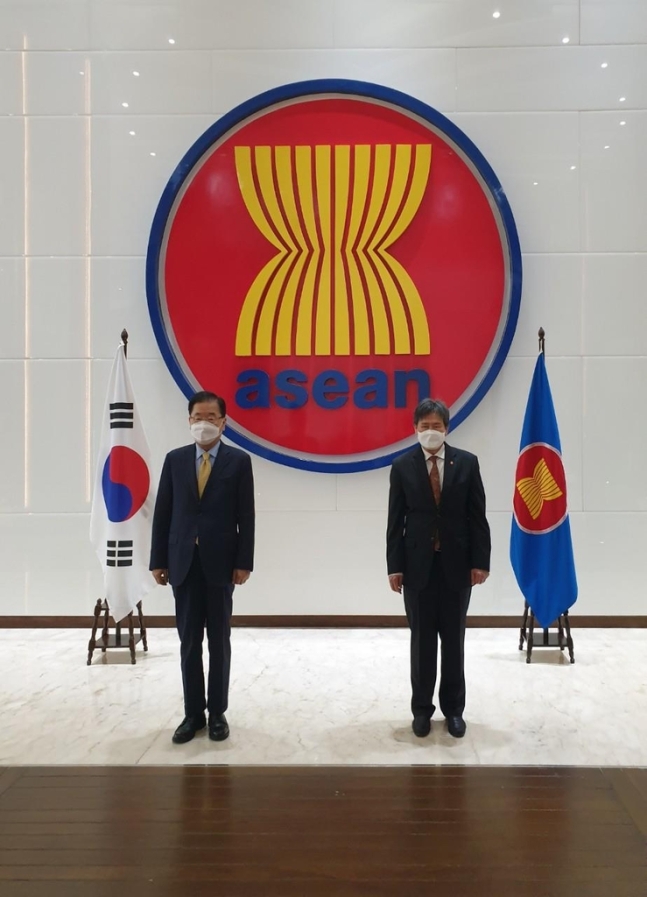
[{"left": 190, "top": 415, "right": 224, "bottom": 424}]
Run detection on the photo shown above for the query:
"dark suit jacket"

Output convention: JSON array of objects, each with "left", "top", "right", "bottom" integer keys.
[
  {"left": 387, "top": 443, "right": 490, "bottom": 591},
  {"left": 150, "top": 442, "right": 255, "bottom": 588}
]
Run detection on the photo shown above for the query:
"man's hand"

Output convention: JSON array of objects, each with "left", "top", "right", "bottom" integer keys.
[
  {"left": 388, "top": 573, "right": 403, "bottom": 594},
  {"left": 233, "top": 569, "right": 251, "bottom": 586},
  {"left": 471, "top": 569, "right": 489, "bottom": 586},
  {"left": 152, "top": 569, "right": 169, "bottom": 586}
]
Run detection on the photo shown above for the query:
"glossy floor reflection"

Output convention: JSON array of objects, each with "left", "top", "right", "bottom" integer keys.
[{"left": 1, "top": 628, "right": 645, "bottom": 767}]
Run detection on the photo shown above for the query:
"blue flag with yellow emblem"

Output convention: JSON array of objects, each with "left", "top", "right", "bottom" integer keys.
[{"left": 510, "top": 352, "right": 577, "bottom": 628}]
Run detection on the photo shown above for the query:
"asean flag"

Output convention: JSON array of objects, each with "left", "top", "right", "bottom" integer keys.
[
  {"left": 90, "top": 343, "right": 155, "bottom": 623},
  {"left": 510, "top": 352, "right": 578, "bottom": 629}
]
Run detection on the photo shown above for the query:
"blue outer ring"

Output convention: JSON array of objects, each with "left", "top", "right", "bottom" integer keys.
[{"left": 146, "top": 78, "right": 522, "bottom": 474}]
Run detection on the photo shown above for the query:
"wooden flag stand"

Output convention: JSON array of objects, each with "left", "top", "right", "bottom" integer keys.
[
  {"left": 87, "top": 599, "right": 148, "bottom": 665},
  {"left": 518, "top": 601, "right": 575, "bottom": 664},
  {"left": 87, "top": 328, "right": 150, "bottom": 666}
]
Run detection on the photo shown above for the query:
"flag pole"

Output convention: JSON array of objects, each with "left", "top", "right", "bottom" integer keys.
[
  {"left": 538, "top": 327, "right": 545, "bottom": 355},
  {"left": 121, "top": 328, "right": 129, "bottom": 359}
]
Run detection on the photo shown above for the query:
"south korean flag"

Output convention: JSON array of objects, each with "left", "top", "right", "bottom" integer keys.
[{"left": 90, "top": 343, "right": 155, "bottom": 623}]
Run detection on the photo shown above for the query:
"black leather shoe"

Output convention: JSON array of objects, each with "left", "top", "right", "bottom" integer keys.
[
  {"left": 209, "top": 714, "right": 230, "bottom": 742},
  {"left": 172, "top": 714, "right": 206, "bottom": 744},
  {"left": 446, "top": 716, "right": 466, "bottom": 738},
  {"left": 412, "top": 716, "right": 431, "bottom": 738}
]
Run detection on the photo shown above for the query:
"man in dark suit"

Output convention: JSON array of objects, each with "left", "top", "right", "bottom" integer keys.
[
  {"left": 150, "top": 390, "right": 255, "bottom": 745},
  {"left": 387, "top": 398, "right": 490, "bottom": 739}
]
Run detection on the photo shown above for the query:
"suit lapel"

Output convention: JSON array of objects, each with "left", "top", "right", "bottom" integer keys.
[
  {"left": 441, "top": 443, "right": 458, "bottom": 500},
  {"left": 183, "top": 444, "right": 200, "bottom": 502},
  {"left": 410, "top": 446, "right": 435, "bottom": 506}
]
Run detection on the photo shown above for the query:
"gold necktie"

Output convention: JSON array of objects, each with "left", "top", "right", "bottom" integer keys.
[{"left": 197, "top": 451, "right": 211, "bottom": 498}]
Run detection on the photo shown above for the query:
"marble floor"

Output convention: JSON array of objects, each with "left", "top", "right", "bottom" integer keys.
[{"left": 1, "top": 628, "right": 645, "bottom": 767}]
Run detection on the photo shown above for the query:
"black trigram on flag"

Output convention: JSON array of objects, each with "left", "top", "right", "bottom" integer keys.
[
  {"left": 107, "top": 540, "right": 133, "bottom": 567},
  {"left": 110, "top": 402, "right": 134, "bottom": 429}
]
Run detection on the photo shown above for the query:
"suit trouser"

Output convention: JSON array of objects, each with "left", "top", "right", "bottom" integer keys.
[
  {"left": 403, "top": 553, "right": 471, "bottom": 719},
  {"left": 173, "top": 547, "right": 234, "bottom": 718}
]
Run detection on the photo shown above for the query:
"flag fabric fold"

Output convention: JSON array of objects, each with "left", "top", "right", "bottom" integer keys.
[
  {"left": 90, "top": 344, "right": 155, "bottom": 623},
  {"left": 510, "top": 352, "right": 578, "bottom": 629}
]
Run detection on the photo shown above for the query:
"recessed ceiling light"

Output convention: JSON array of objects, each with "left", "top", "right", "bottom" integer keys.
[
  {"left": 601, "top": 62, "right": 608, "bottom": 69},
  {"left": 604, "top": 145, "right": 610, "bottom": 149},
  {"left": 492, "top": 11, "right": 501, "bottom": 18},
  {"left": 168, "top": 38, "right": 175, "bottom": 44},
  {"left": 619, "top": 96, "right": 626, "bottom": 102},
  {"left": 562, "top": 36, "right": 570, "bottom": 44},
  {"left": 129, "top": 130, "right": 136, "bottom": 136},
  {"left": 150, "top": 152, "right": 156, "bottom": 156},
  {"left": 533, "top": 181, "right": 538, "bottom": 186},
  {"left": 133, "top": 71, "right": 140, "bottom": 77},
  {"left": 620, "top": 121, "right": 626, "bottom": 126},
  {"left": 79, "top": 71, "right": 84, "bottom": 75},
  {"left": 570, "top": 165, "right": 576, "bottom": 170},
  {"left": 121, "top": 102, "right": 129, "bottom": 108}
]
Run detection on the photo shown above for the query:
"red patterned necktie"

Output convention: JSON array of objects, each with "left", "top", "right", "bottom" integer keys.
[{"left": 430, "top": 455, "right": 441, "bottom": 550}]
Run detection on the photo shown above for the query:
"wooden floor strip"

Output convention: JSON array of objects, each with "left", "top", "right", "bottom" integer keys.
[{"left": 0, "top": 765, "right": 645, "bottom": 896}]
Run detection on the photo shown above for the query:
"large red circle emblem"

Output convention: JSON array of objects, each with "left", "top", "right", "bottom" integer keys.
[
  {"left": 513, "top": 443, "right": 568, "bottom": 534},
  {"left": 147, "top": 80, "right": 522, "bottom": 471}
]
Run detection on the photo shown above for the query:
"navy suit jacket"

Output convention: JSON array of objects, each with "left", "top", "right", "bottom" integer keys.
[
  {"left": 149, "top": 442, "right": 255, "bottom": 588},
  {"left": 386, "top": 443, "right": 490, "bottom": 591}
]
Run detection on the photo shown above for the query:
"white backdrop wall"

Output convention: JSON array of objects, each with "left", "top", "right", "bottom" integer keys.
[{"left": 1, "top": 0, "right": 646, "bottom": 617}]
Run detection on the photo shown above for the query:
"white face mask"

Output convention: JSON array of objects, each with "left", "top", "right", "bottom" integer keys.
[
  {"left": 190, "top": 421, "right": 221, "bottom": 444},
  {"left": 417, "top": 429, "right": 446, "bottom": 452}
]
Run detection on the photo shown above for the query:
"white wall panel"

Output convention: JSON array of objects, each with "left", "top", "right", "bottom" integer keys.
[
  {"left": 27, "top": 116, "right": 87, "bottom": 257},
  {"left": 509, "top": 254, "right": 583, "bottom": 358},
  {"left": 0, "top": 51, "right": 21, "bottom": 115},
  {"left": 212, "top": 50, "right": 457, "bottom": 113},
  {"left": 457, "top": 46, "right": 647, "bottom": 112},
  {"left": 0, "top": 258, "right": 25, "bottom": 360},
  {"left": 89, "top": 0, "right": 335, "bottom": 51},
  {"left": 581, "top": 1, "right": 647, "bottom": 46},
  {"left": 23, "top": 513, "right": 102, "bottom": 615},
  {"left": 27, "top": 360, "right": 88, "bottom": 513},
  {"left": 581, "top": 112, "right": 647, "bottom": 253},
  {"left": 0, "top": 515, "right": 27, "bottom": 614},
  {"left": 572, "top": 511, "right": 647, "bottom": 614},
  {"left": 583, "top": 358, "right": 647, "bottom": 512},
  {"left": 0, "top": 361, "right": 25, "bottom": 512},
  {"left": 27, "top": 258, "right": 87, "bottom": 359},
  {"left": 451, "top": 113, "right": 580, "bottom": 253},
  {"left": 0, "top": 2, "right": 89, "bottom": 51},
  {"left": 25, "top": 51, "right": 87, "bottom": 116},
  {"left": 334, "top": 0, "right": 579, "bottom": 49},
  {"left": 0, "top": 117, "right": 24, "bottom": 256},
  {"left": 336, "top": 467, "right": 391, "bottom": 513},
  {"left": 90, "top": 114, "right": 214, "bottom": 256},
  {"left": 90, "top": 51, "right": 213, "bottom": 115},
  {"left": 242, "top": 510, "right": 391, "bottom": 615},
  {"left": 90, "top": 257, "right": 158, "bottom": 360},
  {"left": 583, "top": 254, "right": 647, "bottom": 356},
  {"left": 252, "top": 456, "right": 336, "bottom": 513}
]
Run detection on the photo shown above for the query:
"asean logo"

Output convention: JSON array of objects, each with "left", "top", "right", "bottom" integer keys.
[
  {"left": 513, "top": 444, "right": 568, "bottom": 535},
  {"left": 147, "top": 79, "right": 522, "bottom": 472}
]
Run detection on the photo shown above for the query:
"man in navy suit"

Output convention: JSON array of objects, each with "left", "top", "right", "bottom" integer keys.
[
  {"left": 387, "top": 399, "right": 490, "bottom": 739},
  {"left": 150, "top": 391, "right": 255, "bottom": 744}
]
